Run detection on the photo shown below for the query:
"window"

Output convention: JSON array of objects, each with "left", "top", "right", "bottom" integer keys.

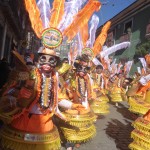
[
  {"left": 145, "top": 20, "right": 150, "bottom": 39},
  {"left": 123, "top": 20, "right": 133, "bottom": 34}
]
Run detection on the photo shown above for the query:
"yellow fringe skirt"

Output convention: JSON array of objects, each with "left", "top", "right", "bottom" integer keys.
[
  {"left": 0, "top": 125, "right": 61, "bottom": 150},
  {"left": 110, "top": 93, "right": 123, "bottom": 103},
  {"left": 99, "top": 95, "right": 109, "bottom": 102},
  {"left": 128, "top": 97, "right": 150, "bottom": 115},
  {"left": 129, "top": 117, "right": 150, "bottom": 150},
  {"left": 129, "top": 141, "right": 147, "bottom": 150},
  {"left": 60, "top": 111, "right": 96, "bottom": 143},
  {"left": 90, "top": 100, "right": 109, "bottom": 115}
]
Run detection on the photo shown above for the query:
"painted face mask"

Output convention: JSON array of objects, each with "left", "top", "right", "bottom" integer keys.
[
  {"left": 77, "top": 65, "right": 90, "bottom": 74},
  {"left": 38, "top": 54, "right": 57, "bottom": 67},
  {"left": 110, "top": 75, "right": 118, "bottom": 83}
]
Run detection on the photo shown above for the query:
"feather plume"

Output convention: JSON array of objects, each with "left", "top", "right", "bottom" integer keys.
[
  {"left": 87, "top": 14, "right": 99, "bottom": 48},
  {"left": 63, "top": 0, "right": 101, "bottom": 42},
  {"left": 58, "top": 0, "right": 88, "bottom": 32},
  {"left": 93, "top": 21, "right": 111, "bottom": 56},
  {"left": 112, "top": 63, "right": 118, "bottom": 74},
  {"left": 49, "top": 0, "right": 65, "bottom": 28},
  {"left": 92, "top": 57, "right": 103, "bottom": 67},
  {"left": 76, "top": 32, "right": 83, "bottom": 56},
  {"left": 24, "top": 0, "right": 43, "bottom": 38},
  {"left": 58, "top": 1, "right": 75, "bottom": 31},
  {"left": 137, "top": 67, "right": 141, "bottom": 74},
  {"left": 79, "top": 23, "right": 89, "bottom": 48},
  {"left": 37, "top": 0, "right": 51, "bottom": 29},
  {"left": 117, "top": 63, "right": 123, "bottom": 74},
  {"left": 72, "top": 40, "right": 78, "bottom": 64},
  {"left": 139, "top": 57, "right": 147, "bottom": 73},
  {"left": 109, "top": 58, "right": 116, "bottom": 72},
  {"left": 100, "top": 57, "right": 110, "bottom": 70},
  {"left": 100, "top": 42, "right": 130, "bottom": 58},
  {"left": 68, "top": 38, "right": 78, "bottom": 65},
  {"left": 124, "top": 61, "right": 133, "bottom": 76}
]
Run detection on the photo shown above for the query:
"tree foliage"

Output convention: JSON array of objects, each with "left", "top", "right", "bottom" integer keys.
[{"left": 135, "top": 39, "right": 150, "bottom": 57}]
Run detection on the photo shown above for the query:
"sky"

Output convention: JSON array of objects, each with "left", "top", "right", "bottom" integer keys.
[{"left": 96, "top": 0, "right": 137, "bottom": 27}]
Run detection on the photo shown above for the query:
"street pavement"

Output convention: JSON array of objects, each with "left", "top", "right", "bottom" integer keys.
[{"left": 62, "top": 101, "right": 138, "bottom": 150}]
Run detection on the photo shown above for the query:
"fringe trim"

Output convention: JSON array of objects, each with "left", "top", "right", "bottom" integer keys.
[
  {"left": 68, "top": 120, "right": 95, "bottom": 128},
  {"left": 131, "top": 129, "right": 150, "bottom": 149},
  {"left": 128, "top": 98, "right": 150, "bottom": 115},
  {"left": 0, "top": 125, "right": 61, "bottom": 150},
  {"left": 99, "top": 96, "right": 109, "bottom": 102},
  {"left": 0, "top": 135, "right": 60, "bottom": 150},
  {"left": 63, "top": 112, "right": 97, "bottom": 128},
  {"left": 133, "top": 118, "right": 150, "bottom": 136},
  {"left": 90, "top": 104, "right": 109, "bottom": 115},
  {"left": 110, "top": 94, "right": 123, "bottom": 102},
  {"left": 129, "top": 142, "right": 147, "bottom": 150},
  {"left": 61, "top": 124, "right": 96, "bottom": 143}
]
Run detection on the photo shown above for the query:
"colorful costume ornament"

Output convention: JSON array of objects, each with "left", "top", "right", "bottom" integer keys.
[
  {"left": 0, "top": 46, "right": 86, "bottom": 150},
  {"left": 109, "top": 74, "right": 124, "bottom": 105},
  {"left": 58, "top": 54, "right": 97, "bottom": 149},
  {"left": 7, "top": 0, "right": 112, "bottom": 149},
  {"left": 95, "top": 42, "right": 131, "bottom": 106},
  {"left": 0, "top": 48, "right": 64, "bottom": 150},
  {"left": 127, "top": 55, "right": 150, "bottom": 115},
  {"left": 129, "top": 55, "right": 150, "bottom": 149},
  {"left": 129, "top": 109, "right": 150, "bottom": 150},
  {"left": 106, "top": 61, "right": 130, "bottom": 105},
  {"left": 90, "top": 65, "right": 109, "bottom": 114},
  {"left": 127, "top": 74, "right": 150, "bottom": 115}
]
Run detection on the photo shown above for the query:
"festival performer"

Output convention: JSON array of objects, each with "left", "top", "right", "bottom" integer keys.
[
  {"left": 58, "top": 58, "right": 72, "bottom": 85},
  {"left": 0, "top": 47, "right": 86, "bottom": 150},
  {"left": 57, "top": 58, "right": 73, "bottom": 102},
  {"left": 90, "top": 65, "right": 109, "bottom": 114},
  {"left": 58, "top": 54, "right": 97, "bottom": 150},
  {"left": 109, "top": 73, "right": 124, "bottom": 106},
  {"left": 0, "top": 48, "right": 63, "bottom": 150},
  {"left": 108, "top": 61, "right": 131, "bottom": 106},
  {"left": 129, "top": 106, "right": 150, "bottom": 149},
  {"left": 127, "top": 74, "right": 150, "bottom": 115},
  {"left": 58, "top": 19, "right": 111, "bottom": 149},
  {"left": 127, "top": 55, "right": 150, "bottom": 115},
  {"left": 8, "top": 1, "right": 110, "bottom": 150},
  {"left": 117, "top": 70, "right": 129, "bottom": 102},
  {"left": 128, "top": 55, "right": 150, "bottom": 149}
]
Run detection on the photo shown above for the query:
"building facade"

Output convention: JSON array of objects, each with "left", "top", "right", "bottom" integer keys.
[
  {"left": 0, "top": 0, "right": 39, "bottom": 64},
  {"left": 97, "top": 0, "right": 150, "bottom": 74}
]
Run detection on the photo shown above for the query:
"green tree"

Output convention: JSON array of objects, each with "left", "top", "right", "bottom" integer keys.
[{"left": 135, "top": 39, "right": 150, "bottom": 57}]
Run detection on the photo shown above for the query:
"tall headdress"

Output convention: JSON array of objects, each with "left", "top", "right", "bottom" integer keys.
[{"left": 24, "top": 0, "right": 111, "bottom": 60}]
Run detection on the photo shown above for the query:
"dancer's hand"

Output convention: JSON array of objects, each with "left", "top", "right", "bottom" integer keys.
[
  {"left": 71, "top": 104, "right": 85, "bottom": 109},
  {"left": 19, "top": 87, "right": 32, "bottom": 99}
]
